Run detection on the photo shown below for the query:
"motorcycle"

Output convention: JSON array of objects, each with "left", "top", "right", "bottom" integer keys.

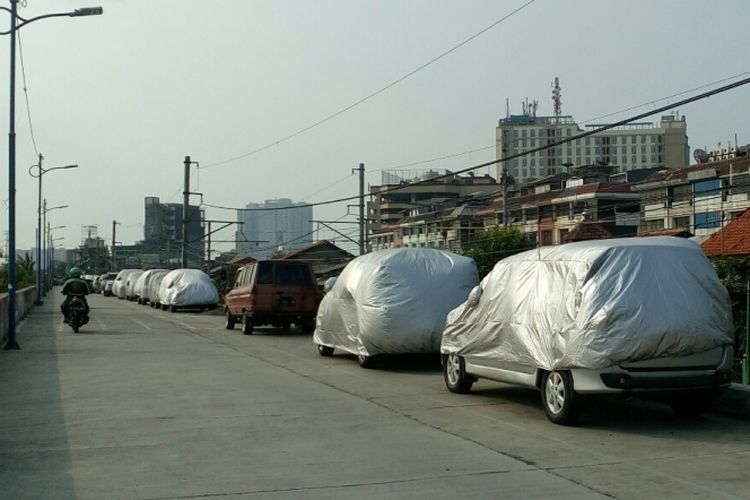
[{"left": 67, "top": 295, "right": 89, "bottom": 333}]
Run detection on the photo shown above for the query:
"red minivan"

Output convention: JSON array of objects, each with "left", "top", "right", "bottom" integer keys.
[{"left": 224, "top": 260, "right": 321, "bottom": 335}]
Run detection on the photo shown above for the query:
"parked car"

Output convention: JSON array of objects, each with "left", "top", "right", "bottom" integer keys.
[
  {"left": 112, "top": 269, "right": 141, "bottom": 299},
  {"left": 441, "top": 237, "right": 734, "bottom": 425},
  {"left": 99, "top": 272, "right": 118, "bottom": 296},
  {"left": 148, "top": 272, "right": 169, "bottom": 309},
  {"left": 314, "top": 248, "right": 478, "bottom": 367},
  {"left": 157, "top": 268, "right": 219, "bottom": 312},
  {"left": 124, "top": 270, "right": 145, "bottom": 301},
  {"left": 224, "top": 260, "right": 320, "bottom": 335},
  {"left": 136, "top": 269, "right": 168, "bottom": 305}
]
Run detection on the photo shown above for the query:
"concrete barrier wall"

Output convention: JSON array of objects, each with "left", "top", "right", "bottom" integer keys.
[{"left": 0, "top": 286, "right": 38, "bottom": 348}]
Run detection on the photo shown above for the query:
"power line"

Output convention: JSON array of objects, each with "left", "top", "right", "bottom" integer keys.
[
  {"left": 200, "top": 76, "right": 750, "bottom": 214},
  {"left": 17, "top": 31, "right": 39, "bottom": 156},
  {"left": 200, "top": 0, "right": 537, "bottom": 170}
]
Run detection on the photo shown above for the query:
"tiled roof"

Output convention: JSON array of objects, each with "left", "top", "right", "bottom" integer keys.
[
  {"left": 702, "top": 208, "right": 750, "bottom": 256},
  {"left": 563, "top": 222, "right": 612, "bottom": 243}
]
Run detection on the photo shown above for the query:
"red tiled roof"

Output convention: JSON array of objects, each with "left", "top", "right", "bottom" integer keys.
[
  {"left": 638, "top": 228, "right": 693, "bottom": 238},
  {"left": 563, "top": 222, "right": 612, "bottom": 243},
  {"left": 702, "top": 208, "right": 750, "bottom": 257}
]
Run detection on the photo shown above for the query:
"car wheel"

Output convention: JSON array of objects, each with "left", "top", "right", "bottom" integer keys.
[
  {"left": 357, "top": 354, "right": 375, "bottom": 369},
  {"left": 317, "top": 345, "right": 334, "bottom": 357},
  {"left": 224, "top": 310, "right": 235, "bottom": 330},
  {"left": 443, "top": 354, "right": 474, "bottom": 394},
  {"left": 541, "top": 370, "right": 582, "bottom": 425},
  {"left": 241, "top": 314, "right": 254, "bottom": 335},
  {"left": 170, "top": 305, "right": 177, "bottom": 313},
  {"left": 161, "top": 304, "right": 167, "bottom": 311}
]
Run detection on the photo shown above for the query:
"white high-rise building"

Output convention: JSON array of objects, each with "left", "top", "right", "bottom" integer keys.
[
  {"left": 496, "top": 109, "right": 689, "bottom": 186},
  {"left": 236, "top": 198, "right": 312, "bottom": 260}
]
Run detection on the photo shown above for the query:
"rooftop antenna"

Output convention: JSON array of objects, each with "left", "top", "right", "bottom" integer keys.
[{"left": 551, "top": 76, "right": 562, "bottom": 124}]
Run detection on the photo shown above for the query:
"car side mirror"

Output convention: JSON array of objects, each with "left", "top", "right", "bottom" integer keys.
[
  {"left": 466, "top": 285, "right": 482, "bottom": 308},
  {"left": 323, "top": 277, "right": 337, "bottom": 293}
]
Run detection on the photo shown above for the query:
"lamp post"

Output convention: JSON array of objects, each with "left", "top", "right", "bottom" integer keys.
[
  {"left": 29, "top": 158, "right": 77, "bottom": 305},
  {"left": 47, "top": 225, "right": 65, "bottom": 289},
  {"left": 42, "top": 203, "right": 67, "bottom": 296},
  {"left": 1, "top": 1, "right": 102, "bottom": 350}
]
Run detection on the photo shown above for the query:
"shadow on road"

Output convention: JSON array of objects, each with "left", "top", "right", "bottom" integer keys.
[{"left": 0, "top": 293, "right": 76, "bottom": 499}]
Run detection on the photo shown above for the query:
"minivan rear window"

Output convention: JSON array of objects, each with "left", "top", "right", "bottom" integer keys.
[
  {"left": 275, "top": 263, "right": 312, "bottom": 285},
  {"left": 255, "top": 261, "right": 313, "bottom": 285}
]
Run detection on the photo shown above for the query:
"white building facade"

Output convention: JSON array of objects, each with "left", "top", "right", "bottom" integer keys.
[
  {"left": 496, "top": 112, "right": 689, "bottom": 186},
  {"left": 236, "top": 199, "right": 313, "bottom": 260}
]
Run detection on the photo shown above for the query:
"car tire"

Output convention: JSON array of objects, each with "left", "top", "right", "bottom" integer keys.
[
  {"left": 170, "top": 305, "right": 178, "bottom": 313},
  {"left": 161, "top": 304, "right": 167, "bottom": 311},
  {"left": 241, "top": 314, "right": 254, "bottom": 335},
  {"left": 225, "top": 310, "right": 235, "bottom": 330},
  {"left": 541, "top": 370, "right": 582, "bottom": 425},
  {"left": 317, "top": 345, "right": 334, "bottom": 357},
  {"left": 357, "top": 354, "right": 375, "bottom": 369},
  {"left": 443, "top": 353, "right": 474, "bottom": 394}
]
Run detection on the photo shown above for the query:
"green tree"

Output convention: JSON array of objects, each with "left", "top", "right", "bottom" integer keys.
[
  {"left": 463, "top": 226, "right": 534, "bottom": 279},
  {"left": 0, "top": 260, "right": 37, "bottom": 291},
  {"left": 711, "top": 256, "right": 750, "bottom": 381}
]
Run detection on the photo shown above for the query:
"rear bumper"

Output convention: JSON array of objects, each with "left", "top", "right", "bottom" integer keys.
[{"left": 572, "top": 346, "right": 734, "bottom": 394}]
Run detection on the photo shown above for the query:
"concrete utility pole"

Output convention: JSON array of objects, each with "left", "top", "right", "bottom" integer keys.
[
  {"left": 182, "top": 156, "right": 190, "bottom": 268},
  {"left": 111, "top": 220, "right": 117, "bottom": 270},
  {"left": 353, "top": 163, "right": 365, "bottom": 255}
]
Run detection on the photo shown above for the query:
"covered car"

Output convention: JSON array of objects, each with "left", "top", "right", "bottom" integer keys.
[
  {"left": 441, "top": 237, "right": 734, "bottom": 424},
  {"left": 134, "top": 269, "right": 167, "bottom": 304},
  {"left": 112, "top": 269, "right": 141, "bottom": 299},
  {"left": 314, "top": 248, "right": 478, "bottom": 367},
  {"left": 157, "top": 268, "right": 219, "bottom": 312},
  {"left": 124, "top": 270, "right": 144, "bottom": 301},
  {"left": 148, "top": 271, "right": 169, "bottom": 309}
]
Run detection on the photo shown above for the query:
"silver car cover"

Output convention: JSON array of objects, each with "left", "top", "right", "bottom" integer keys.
[
  {"left": 441, "top": 237, "right": 733, "bottom": 370},
  {"left": 314, "top": 248, "right": 478, "bottom": 357}
]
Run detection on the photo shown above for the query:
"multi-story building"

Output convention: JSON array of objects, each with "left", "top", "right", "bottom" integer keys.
[
  {"left": 143, "top": 196, "right": 204, "bottom": 267},
  {"left": 479, "top": 166, "right": 646, "bottom": 246},
  {"left": 236, "top": 198, "right": 312, "bottom": 260},
  {"left": 369, "top": 169, "right": 499, "bottom": 229},
  {"left": 635, "top": 145, "right": 750, "bottom": 238},
  {"left": 496, "top": 104, "right": 689, "bottom": 186}
]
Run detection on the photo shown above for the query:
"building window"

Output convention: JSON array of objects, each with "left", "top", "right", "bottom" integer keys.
[
  {"left": 530, "top": 158, "right": 536, "bottom": 167},
  {"left": 622, "top": 156, "right": 627, "bottom": 164},
  {"left": 632, "top": 156, "right": 637, "bottom": 164},
  {"left": 530, "top": 129, "right": 536, "bottom": 137},
  {"left": 541, "top": 230, "right": 553, "bottom": 246},
  {"left": 513, "top": 130, "right": 519, "bottom": 137},
  {"left": 694, "top": 178, "right": 720, "bottom": 198},
  {"left": 530, "top": 168, "right": 536, "bottom": 176},
  {"left": 695, "top": 211, "right": 721, "bottom": 229},
  {"left": 530, "top": 138, "right": 536, "bottom": 147},
  {"left": 522, "top": 129, "right": 527, "bottom": 137},
  {"left": 673, "top": 216, "right": 690, "bottom": 229},
  {"left": 641, "top": 145, "right": 646, "bottom": 154},
  {"left": 585, "top": 137, "right": 591, "bottom": 145},
  {"left": 641, "top": 156, "right": 647, "bottom": 163},
  {"left": 641, "top": 136, "right": 646, "bottom": 143}
]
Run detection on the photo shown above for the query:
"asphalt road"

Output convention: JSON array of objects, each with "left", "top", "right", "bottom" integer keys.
[{"left": 2, "top": 292, "right": 750, "bottom": 499}]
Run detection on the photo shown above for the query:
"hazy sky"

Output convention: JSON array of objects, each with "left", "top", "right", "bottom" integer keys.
[{"left": 0, "top": 0, "right": 748, "bottom": 257}]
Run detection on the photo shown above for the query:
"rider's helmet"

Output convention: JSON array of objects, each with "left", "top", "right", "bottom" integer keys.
[{"left": 68, "top": 267, "right": 82, "bottom": 279}]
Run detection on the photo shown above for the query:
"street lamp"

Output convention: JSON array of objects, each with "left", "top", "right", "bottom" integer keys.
[
  {"left": 1, "top": 1, "right": 102, "bottom": 350},
  {"left": 47, "top": 225, "right": 66, "bottom": 290},
  {"left": 29, "top": 157, "right": 77, "bottom": 305}
]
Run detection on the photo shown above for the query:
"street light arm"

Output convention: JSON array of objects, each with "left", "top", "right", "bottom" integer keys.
[
  {"left": 28, "top": 163, "right": 78, "bottom": 178},
  {"left": 0, "top": 7, "right": 102, "bottom": 35}
]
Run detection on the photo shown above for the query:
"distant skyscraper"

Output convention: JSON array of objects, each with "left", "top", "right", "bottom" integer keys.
[{"left": 236, "top": 199, "right": 312, "bottom": 259}]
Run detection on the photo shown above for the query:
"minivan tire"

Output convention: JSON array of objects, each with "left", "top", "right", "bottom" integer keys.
[
  {"left": 541, "top": 370, "right": 582, "bottom": 425},
  {"left": 241, "top": 314, "right": 254, "bottom": 335},
  {"left": 317, "top": 345, "right": 334, "bottom": 357},
  {"left": 357, "top": 354, "right": 375, "bottom": 368},
  {"left": 225, "top": 310, "right": 235, "bottom": 330},
  {"left": 443, "top": 354, "right": 474, "bottom": 394}
]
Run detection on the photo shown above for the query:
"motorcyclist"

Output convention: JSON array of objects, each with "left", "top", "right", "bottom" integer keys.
[{"left": 61, "top": 267, "right": 90, "bottom": 323}]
